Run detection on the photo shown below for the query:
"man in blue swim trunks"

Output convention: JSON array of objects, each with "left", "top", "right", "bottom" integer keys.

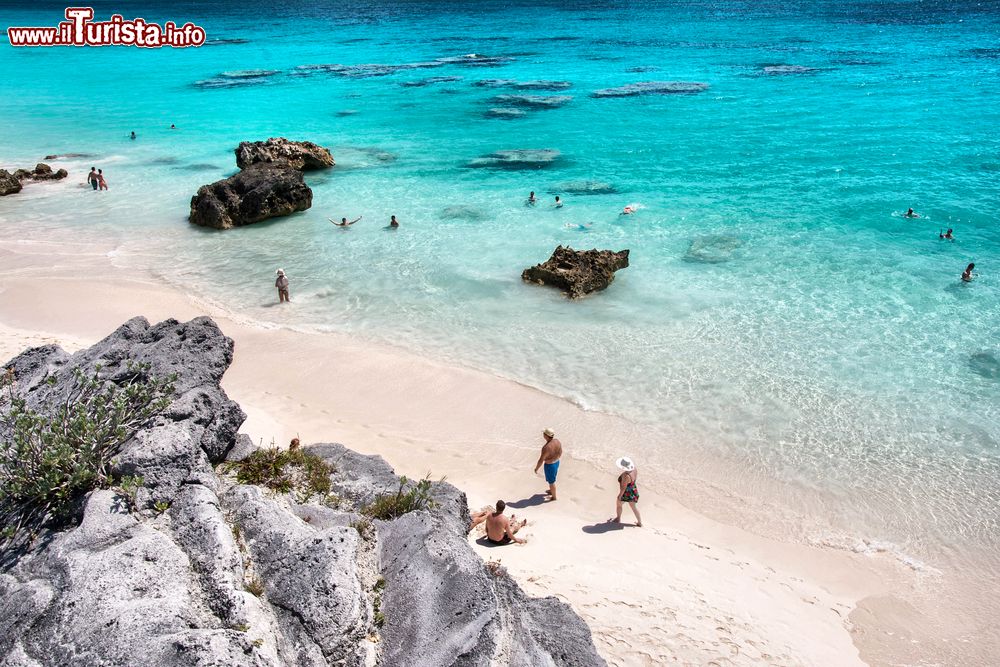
[{"left": 534, "top": 428, "right": 563, "bottom": 501}]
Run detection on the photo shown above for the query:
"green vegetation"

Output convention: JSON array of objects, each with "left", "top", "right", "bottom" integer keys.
[
  {"left": 152, "top": 500, "right": 171, "bottom": 514},
  {"left": 228, "top": 447, "right": 334, "bottom": 501},
  {"left": 0, "top": 363, "right": 174, "bottom": 550},
  {"left": 362, "top": 475, "right": 437, "bottom": 520},
  {"left": 372, "top": 577, "right": 387, "bottom": 628}
]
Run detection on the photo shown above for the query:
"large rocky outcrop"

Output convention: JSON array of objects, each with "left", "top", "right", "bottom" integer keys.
[
  {"left": 189, "top": 165, "right": 313, "bottom": 229},
  {"left": 0, "top": 170, "right": 21, "bottom": 196},
  {"left": 235, "top": 138, "right": 335, "bottom": 171},
  {"left": 0, "top": 318, "right": 606, "bottom": 667},
  {"left": 522, "top": 246, "right": 630, "bottom": 298}
]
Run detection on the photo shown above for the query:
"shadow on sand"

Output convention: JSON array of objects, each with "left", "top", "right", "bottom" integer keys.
[
  {"left": 581, "top": 520, "right": 627, "bottom": 535},
  {"left": 506, "top": 493, "right": 548, "bottom": 509}
]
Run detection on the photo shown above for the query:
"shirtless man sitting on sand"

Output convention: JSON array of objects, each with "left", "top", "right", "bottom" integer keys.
[{"left": 473, "top": 500, "right": 527, "bottom": 545}]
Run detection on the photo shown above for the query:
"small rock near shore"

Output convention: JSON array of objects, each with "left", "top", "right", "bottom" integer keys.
[{"left": 522, "top": 245, "right": 630, "bottom": 298}]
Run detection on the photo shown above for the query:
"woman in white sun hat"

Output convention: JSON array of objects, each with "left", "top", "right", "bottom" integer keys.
[{"left": 613, "top": 456, "right": 642, "bottom": 527}]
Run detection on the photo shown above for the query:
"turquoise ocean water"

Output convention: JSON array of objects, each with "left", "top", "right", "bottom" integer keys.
[{"left": 1, "top": 1, "right": 998, "bottom": 580}]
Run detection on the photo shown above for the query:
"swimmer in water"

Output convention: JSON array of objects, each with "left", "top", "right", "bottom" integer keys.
[
  {"left": 388, "top": 215, "right": 399, "bottom": 228},
  {"left": 904, "top": 207, "right": 920, "bottom": 218},
  {"left": 621, "top": 205, "right": 636, "bottom": 215},
  {"left": 555, "top": 196, "right": 563, "bottom": 208},
  {"left": 939, "top": 228, "right": 954, "bottom": 240},
  {"left": 564, "top": 222, "right": 592, "bottom": 230},
  {"left": 527, "top": 191, "right": 537, "bottom": 205},
  {"left": 329, "top": 215, "right": 362, "bottom": 228},
  {"left": 130, "top": 131, "right": 136, "bottom": 140},
  {"left": 961, "top": 263, "right": 976, "bottom": 283}
]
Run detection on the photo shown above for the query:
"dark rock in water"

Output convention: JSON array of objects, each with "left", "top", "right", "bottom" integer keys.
[
  {"left": 401, "top": 75, "right": 463, "bottom": 87},
  {"left": 684, "top": 235, "right": 743, "bottom": 263},
  {"left": 968, "top": 47, "right": 1000, "bottom": 59},
  {"left": 0, "top": 319, "right": 607, "bottom": 666},
  {"left": 336, "top": 109, "right": 359, "bottom": 117},
  {"left": 591, "top": 81, "right": 709, "bottom": 98},
  {"left": 491, "top": 94, "right": 572, "bottom": 109},
  {"left": 43, "top": 152, "right": 95, "bottom": 160},
  {"left": 522, "top": 245, "right": 630, "bottom": 298},
  {"left": 193, "top": 69, "right": 281, "bottom": 89},
  {"left": 554, "top": 180, "right": 617, "bottom": 195},
  {"left": 331, "top": 146, "right": 396, "bottom": 170},
  {"left": 175, "top": 163, "right": 220, "bottom": 172},
  {"left": 235, "top": 137, "right": 334, "bottom": 171},
  {"left": 440, "top": 205, "right": 488, "bottom": 221},
  {"left": 467, "top": 149, "right": 562, "bottom": 170},
  {"left": 295, "top": 62, "right": 442, "bottom": 79},
  {"left": 0, "top": 169, "right": 22, "bottom": 196},
  {"left": 625, "top": 66, "right": 659, "bottom": 73},
  {"left": 760, "top": 64, "right": 817, "bottom": 75},
  {"left": 203, "top": 37, "right": 249, "bottom": 46},
  {"left": 189, "top": 164, "right": 313, "bottom": 229},
  {"left": 149, "top": 156, "right": 181, "bottom": 165},
  {"left": 969, "top": 352, "right": 1000, "bottom": 379},
  {"left": 435, "top": 53, "right": 512, "bottom": 67},
  {"left": 8, "top": 163, "right": 68, "bottom": 185},
  {"left": 485, "top": 107, "right": 527, "bottom": 120},
  {"left": 475, "top": 79, "right": 572, "bottom": 90}
]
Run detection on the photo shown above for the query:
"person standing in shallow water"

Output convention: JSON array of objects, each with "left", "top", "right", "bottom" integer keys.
[
  {"left": 275, "top": 269, "right": 290, "bottom": 302},
  {"left": 97, "top": 169, "right": 108, "bottom": 191},
  {"left": 87, "top": 167, "right": 98, "bottom": 190},
  {"left": 613, "top": 456, "right": 642, "bottom": 527},
  {"left": 389, "top": 215, "right": 399, "bottom": 228},
  {"left": 534, "top": 428, "right": 562, "bottom": 500}
]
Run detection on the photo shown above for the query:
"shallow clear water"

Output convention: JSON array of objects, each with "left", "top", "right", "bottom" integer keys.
[{"left": 1, "top": 0, "right": 999, "bottom": 572}]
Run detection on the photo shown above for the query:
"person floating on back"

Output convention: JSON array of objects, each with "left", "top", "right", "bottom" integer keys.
[
  {"left": 962, "top": 263, "right": 976, "bottom": 283},
  {"left": 484, "top": 500, "right": 527, "bottom": 545},
  {"left": 97, "top": 169, "right": 108, "bottom": 191},
  {"left": 275, "top": 268, "right": 290, "bottom": 302},
  {"left": 534, "top": 428, "right": 562, "bottom": 501},
  {"left": 329, "top": 215, "right": 362, "bottom": 228},
  {"left": 612, "top": 456, "right": 642, "bottom": 527},
  {"left": 87, "top": 167, "right": 98, "bottom": 191},
  {"left": 904, "top": 207, "right": 920, "bottom": 218},
  {"left": 939, "top": 228, "right": 954, "bottom": 240}
]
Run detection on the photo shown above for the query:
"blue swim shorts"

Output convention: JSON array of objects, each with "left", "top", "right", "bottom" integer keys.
[{"left": 543, "top": 461, "right": 560, "bottom": 484}]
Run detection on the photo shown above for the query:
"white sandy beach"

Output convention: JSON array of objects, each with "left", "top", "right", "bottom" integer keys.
[{"left": 0, "top": 239, "right": 988, "bottom": 667}]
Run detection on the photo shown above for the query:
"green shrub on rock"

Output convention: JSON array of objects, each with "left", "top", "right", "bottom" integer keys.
[{"left": 0, "top": 363, "right": 174, "bottom": 551}]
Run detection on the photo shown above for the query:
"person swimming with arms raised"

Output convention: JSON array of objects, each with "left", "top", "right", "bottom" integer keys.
[
  {"left": 329, "top": 215, "right": 362, "bottom": 228},
  {"left": 939, "top": 228, "right": 954, "bottom": 240}
]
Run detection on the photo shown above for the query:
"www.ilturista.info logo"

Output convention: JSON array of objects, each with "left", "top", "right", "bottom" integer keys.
[{"left": 6, "top": 7, "right": 206, "bottom": 48}]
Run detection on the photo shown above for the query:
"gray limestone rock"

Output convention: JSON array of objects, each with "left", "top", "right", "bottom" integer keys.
[{"left": 0, "top": 319, "right": 605, "bottom": 667}]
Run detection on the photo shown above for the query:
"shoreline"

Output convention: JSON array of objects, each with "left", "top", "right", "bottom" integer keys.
[{"left": 0, "top": 242, "right": 994, "bottom": 664}]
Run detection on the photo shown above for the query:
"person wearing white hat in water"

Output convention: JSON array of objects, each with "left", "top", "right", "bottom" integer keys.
[
  {"left": 613, "top": 456, "right": 642, "bottom": 527},
  {"left": 275, "top": 269, "right": 290, "bottom": 303}
]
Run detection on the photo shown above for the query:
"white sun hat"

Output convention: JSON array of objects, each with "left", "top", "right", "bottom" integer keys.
[{"left": 615, "top": 456, "right": 635, "bottom": 472}]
